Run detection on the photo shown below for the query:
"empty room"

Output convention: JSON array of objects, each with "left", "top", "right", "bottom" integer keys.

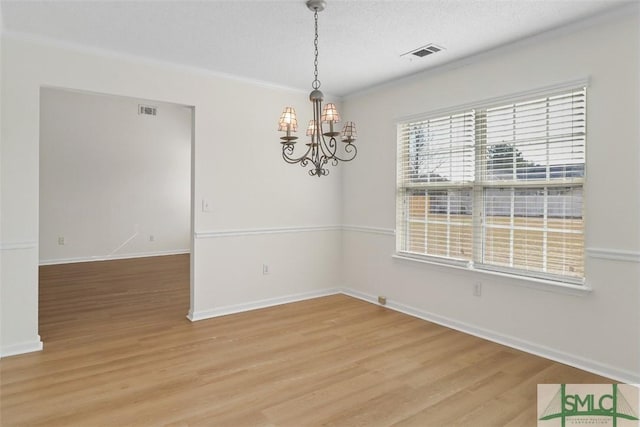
[{"left": 1, "top": 1, "right": 638, "bottom": 426}]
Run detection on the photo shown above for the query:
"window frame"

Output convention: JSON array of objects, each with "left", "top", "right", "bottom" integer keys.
[{"left": 396, "top": 81, "right": 588, "bottom": 287}]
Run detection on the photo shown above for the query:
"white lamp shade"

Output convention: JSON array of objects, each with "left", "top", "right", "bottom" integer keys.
[
  {"left": 306, "top": 120, "right": 318, "bottom": 136},
  {"left": 278, "top": 107, "right": 298, "bottom": 132},
  {"left": 321, "top": 103, "right": 340, "bottom": 123},
  {"left": 341, "top": 121, "right": 357, "bottom": 141}
]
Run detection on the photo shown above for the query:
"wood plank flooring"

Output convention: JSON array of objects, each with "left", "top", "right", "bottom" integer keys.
[{"left": 1, "top": 254, "right": 612, "bottom": 426}]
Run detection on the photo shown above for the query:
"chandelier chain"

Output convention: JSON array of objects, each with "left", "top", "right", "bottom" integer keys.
[{"left": 312, "top": 9, "right": 320, "bottom": 90}]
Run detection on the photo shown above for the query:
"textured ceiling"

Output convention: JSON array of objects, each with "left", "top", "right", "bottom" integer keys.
[{"left": 0, "top": 0, "right": 633, "bottom": 96}]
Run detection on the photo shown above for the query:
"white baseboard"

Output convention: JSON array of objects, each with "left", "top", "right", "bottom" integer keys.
[
  {"left": 340, "top": 288, "right": 640, "bottom": 385},
  {"left": 187, "top": 288, "right": 342, "bottom": 321},
  {"left": 39, "top": 249, "right": 190, "bottom": 266},
  {"left": 1, "top": 337, "right": 43, "bottom": 358}
]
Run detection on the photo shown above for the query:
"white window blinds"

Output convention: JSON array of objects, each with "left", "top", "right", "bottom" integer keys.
[
  {"left": 396, "top": 86, "right": 586, "bottom": 284},
  {"left": 397, "top": 111, "right": 475, "bottom": 264},
  {"left": 479, "top": 89, "right": 586, "bottom": 184}
]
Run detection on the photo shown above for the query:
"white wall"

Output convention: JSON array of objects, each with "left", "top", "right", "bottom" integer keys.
[
  {"left": 341, "top": 7, "right": 640, "bottom": 383},
  {"left": 39, "top": 88, "right": 191, "bottom": 264},
  {"left": 0, "top": 1, "right": 5, "bottom": 353},
  {"left": 2, "top": 4, "right": 637, "bottom": 385},
  {"left": 0, "top": 34, "right": 342, "bottom": 356}
]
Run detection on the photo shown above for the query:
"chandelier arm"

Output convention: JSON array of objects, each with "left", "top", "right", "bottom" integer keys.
[
  {"left": 314, "top": 101, "right": 336, "bottom": 161},
  {"left": 328, "top": 142, "right": 358, "bottom": 163},
  {"left": 311, "top": 134, "right": 319, "bottom": 165},
  {"left": 282, "top": 143, "right": 313, "bottom": 165},
  {"left": 309, "top": 98, "right": 330, "bottom": 177},
  {"left": 318, "top": 134, "right": 338, "bottom": 159}
]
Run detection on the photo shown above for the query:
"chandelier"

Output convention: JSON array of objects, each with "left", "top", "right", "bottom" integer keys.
[{"left": 277, "top": 0, "right": 358, "bottom": 177}]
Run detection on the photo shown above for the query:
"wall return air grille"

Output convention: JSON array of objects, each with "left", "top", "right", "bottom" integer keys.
[{"left": 138, "top": 104, "right": 158, "bottom": 116}]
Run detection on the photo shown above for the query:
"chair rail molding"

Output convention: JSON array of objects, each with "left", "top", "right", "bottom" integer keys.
[{"left": 586, "top": 247, "right": 640, "bottom": 263}]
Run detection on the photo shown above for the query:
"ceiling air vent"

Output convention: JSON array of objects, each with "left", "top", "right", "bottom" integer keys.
[
  {"left": 401, "top": 44, "right": 444, "bottom": 59},
  {"left": 138, "top": 104, "right": 158, "bottom": 116}
]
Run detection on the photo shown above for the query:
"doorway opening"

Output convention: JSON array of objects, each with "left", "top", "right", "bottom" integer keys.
[{"left": 38, "top": 87, "right": 195, "bottom": 344}]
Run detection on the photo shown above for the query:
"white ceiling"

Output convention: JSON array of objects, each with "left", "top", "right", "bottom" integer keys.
[{"left": 0, "top": 0, "right": 633, "bottom": 96}]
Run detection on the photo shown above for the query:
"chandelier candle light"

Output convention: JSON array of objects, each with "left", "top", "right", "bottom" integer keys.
[{"left": 278, "top": 0, "right": 358, "bottom": 177}]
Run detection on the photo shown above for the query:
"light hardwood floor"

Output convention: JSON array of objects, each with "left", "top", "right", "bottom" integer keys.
[{"left": 1, "top": 254, "right": 611, "bottom": 426}]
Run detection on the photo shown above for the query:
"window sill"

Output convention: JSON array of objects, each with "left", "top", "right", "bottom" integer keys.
[{"left": 391, "top": 254, "right": 592, "bottom": 296}]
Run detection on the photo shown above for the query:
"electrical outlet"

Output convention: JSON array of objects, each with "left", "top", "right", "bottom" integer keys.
[
  {"left": 473, "top": 282, "right": 482, "bottom": 297},
  {"left": 57, "top": 236, "right": 65, "bottom": 245},
  {"left": 202, "top": 199, "right": 211, "bottom": 213},
  {"left": 262, "top": 264, "right": 269, "bottom": 275},
  {"left": 149, "top": 235, "right": 155, "bottom": 242},
  {"left": 378, "top": 296, "right": 387, "bottom": 305}
]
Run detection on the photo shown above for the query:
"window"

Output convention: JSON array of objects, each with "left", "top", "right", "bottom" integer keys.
[{"left": 396, "top": 86, "right": 586, "bottom": 284}]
